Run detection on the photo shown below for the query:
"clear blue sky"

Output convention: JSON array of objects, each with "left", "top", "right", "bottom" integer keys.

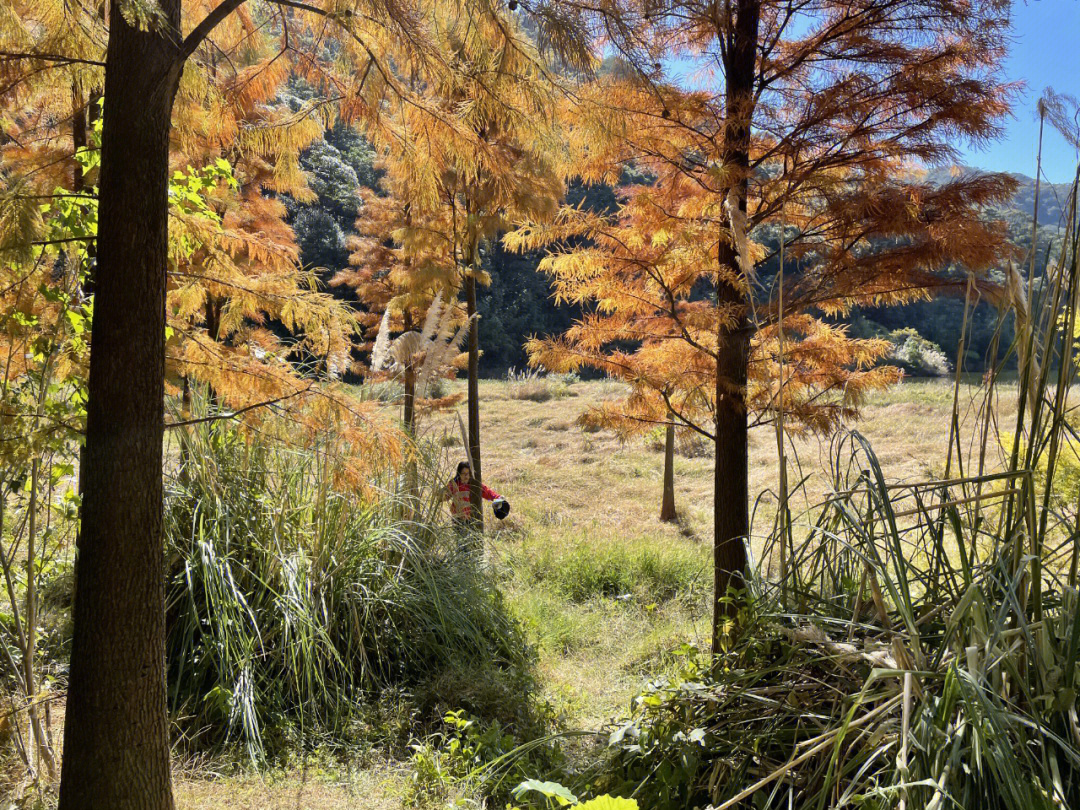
[
  {"left": 663, "top": 1, "right": 1080, "bottom": 181},
  {"left": 958, "top": 0, "right": 1080, "bottom": 182}
]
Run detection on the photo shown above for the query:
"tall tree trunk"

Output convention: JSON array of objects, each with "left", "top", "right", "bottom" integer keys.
[
  {"left": 464, "top": 264, "right": 483, "bottom": 532},
  {"left": 660, "top": 420, "right": 676, "bottom": 522},
  {"left": 58, "top": 3, "right": 182, "bottom": 808},
  {"left": 712, "top": 280, "right": 750, "bottom": 649},
  {"left": 711, "top": 0, "right": 759, "bottom": 657}
]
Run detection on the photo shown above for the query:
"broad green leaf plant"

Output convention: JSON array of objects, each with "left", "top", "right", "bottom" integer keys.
[{"left": 511, "top": 779, "right": 639, "bottom": 810}]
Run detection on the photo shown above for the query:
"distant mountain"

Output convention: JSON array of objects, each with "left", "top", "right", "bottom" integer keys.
[
  {"left": 1003, "top": 173, "right": 1074, "bottom": 225},
  {"left": 922, "top": 165, "right": 1074, "bottom": 226}
]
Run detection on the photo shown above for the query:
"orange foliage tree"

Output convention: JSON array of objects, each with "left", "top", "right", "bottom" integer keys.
[
  {"left": 165, "top": 44, "right": 361, "bottom": 436},
  {"left": 1, "top": 2, "right": 378, "bottom": 468},
  {"left": 331, "top": 166, "right": 467, "bottom": 437},
  {"left": 519, "top": 0, "right": 1019, "bottom": 653},
  {"left": 510, "top": 168, "right": 903, "bottom": 522},
  {"left": 370, "top": 3, "right": 569, "bottom": 527}
]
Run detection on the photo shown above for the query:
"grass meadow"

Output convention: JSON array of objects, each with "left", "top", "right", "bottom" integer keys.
[{"left": 168, "top": 373, "right": 1002, "bottom": 808}]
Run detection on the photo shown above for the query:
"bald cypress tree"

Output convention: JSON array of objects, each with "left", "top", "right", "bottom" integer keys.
[{"left": 522, "top": 0, "right": 1017, "bottom": 654}]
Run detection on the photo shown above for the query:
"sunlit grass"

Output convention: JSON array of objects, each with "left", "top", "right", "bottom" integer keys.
[{"left": 171, "top": 372, "right": 1040, "bottom": 806}]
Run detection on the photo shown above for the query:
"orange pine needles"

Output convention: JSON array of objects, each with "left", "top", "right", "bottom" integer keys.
[
  {"left": 511, "top": 165, "right": 904, "bottom": 443},
  {"left": 511, "top": 0, "right": 1019, "bottom": 441},
  {"left": 511, "top": 0, "right": 1019, "bottom": 642}
]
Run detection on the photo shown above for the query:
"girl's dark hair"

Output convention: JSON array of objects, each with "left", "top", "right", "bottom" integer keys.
[{"left": 455, "top": 461, "right": 471, "bottom": 481}]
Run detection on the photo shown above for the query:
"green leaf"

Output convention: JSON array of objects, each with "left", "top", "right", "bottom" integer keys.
[
  {"left": 66, "top": 309, "right": 86, "bottom": 333},
  {"left": 49, "top": 462, "right": 74, "bottom": 485},
  {"left": 512, "top": 780, "right": 579, "bottom": 806}
]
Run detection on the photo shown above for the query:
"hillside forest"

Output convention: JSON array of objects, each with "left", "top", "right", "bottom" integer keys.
[
  {"left": 297, "top": 119, "right": 1073, "bottom": 379},
  {"left": 2, "top": 2, "right": 1080, "bottom": 810}
]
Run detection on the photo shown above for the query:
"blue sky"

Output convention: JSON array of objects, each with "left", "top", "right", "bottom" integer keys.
[
  {"left": 662, "top": 1, "right": 1080, "bottom": 182},
  {"left": 957, "top": 0, "right": 1080, "bottom": 182}
]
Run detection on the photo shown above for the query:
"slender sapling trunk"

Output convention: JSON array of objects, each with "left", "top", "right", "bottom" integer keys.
[
  {"left": 464, "top": 243, "right": 483, "bottom": 532},
  {"left": 660, "top": 419, "right": 677, "bottom": 522}
]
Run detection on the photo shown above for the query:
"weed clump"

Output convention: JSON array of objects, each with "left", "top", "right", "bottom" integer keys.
[
  {"left": 888, "top": 327, "right": 951, "bottom": 377},
  {"left": 594, "top": 432, "right": 1080, "bottom": 810},
  {"left": 513, "top": 541, "right": 705, "bottom": 604},
  {"left": 165, "top": 418, "right": 539, "bottom": 761},
  {"left": 507, "top": 368, "right": 576, "bottom": 402}
]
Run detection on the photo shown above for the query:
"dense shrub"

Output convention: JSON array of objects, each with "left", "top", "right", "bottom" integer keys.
[
  {"left": 592, "top": 435, "right": 1080, "bottom": 810},
  {"left": 164, "top": 418, "right": 537, "bottom": 759},
  {"left": 600, "top": 590, "right": 1080, "bottom": 810},
  {"left": 888, "top": 327, "right": 951, "bottom": 376}
]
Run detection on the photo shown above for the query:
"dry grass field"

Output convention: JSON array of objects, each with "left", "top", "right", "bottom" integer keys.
[
  {"left": 437, "top": 377, "right": 1018, "bottom": 720},
  {"left": 165, "top": 374, "right": 1019, "bottom": 808}
]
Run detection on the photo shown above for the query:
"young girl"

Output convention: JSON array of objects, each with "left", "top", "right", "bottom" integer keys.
[{"left": 445, "top": 461, "right": 502, "bottom": 522}]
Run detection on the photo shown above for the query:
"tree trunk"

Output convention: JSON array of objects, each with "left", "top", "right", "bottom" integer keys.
[
  {"left": 660, "top": 420, "right": 677, "bottom": 522},
  {"left": 58, "top": 3, "right": 182, "bottom": 808},
  {"left": 403, "top": 362, "right": 416, "bottom": 436},
  {"left": 25, "top": 458, "right": 58, "bottom": 781},
  {"left": 179, "top": 374, "right": 192, "bottom": 484},
  {"left": 205, "top": 294, "right": 222, "bottom": 342},
  {"left": 204, "top": 295, "right": 222, "bottom": 408},
  {"left": 711, "top": 0, "right": 759, "bottom": 657},
  {"left": 464, "top": 267, "right": 483, "bottom": 532},
  {"left": 403, "top": 361, "right": 418, "bottom": 506},
  {"left": 712, "top": 282, "right": 750, "bottom": 651}
]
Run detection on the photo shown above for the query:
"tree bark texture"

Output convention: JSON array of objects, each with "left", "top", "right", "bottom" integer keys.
[
  {"left": 58, "top": 2, "right": 182, "bottom": 808},
  {"left": 712, "top": 277, "right": 750, "bottom": 649},
  {"left": 464, "top": 269, "right": 483, "bottom": 532},
  {"left": 660, "top": 420, "right": 677, "bottom": 522},
  {"left": 712, "top": 0, "right": 759, "bottom": 657}
]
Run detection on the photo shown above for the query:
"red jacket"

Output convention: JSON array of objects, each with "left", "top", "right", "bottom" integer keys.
[{"left": 447, "top": 480, "right": 499, "bottom": 518}]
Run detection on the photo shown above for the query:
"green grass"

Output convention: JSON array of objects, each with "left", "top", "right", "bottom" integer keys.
[
  {"left": 4, "top": 373, "right": 1065, "bottom": 809},
  {"left": 507, "top": 537, "right": 706, "bottom": 604},
  {"left": 419, "top": 373, "right": 1014, "bottom": 734}
]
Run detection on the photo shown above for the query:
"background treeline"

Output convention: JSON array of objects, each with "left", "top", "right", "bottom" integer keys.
[{"left": 285, "top": 81, "right": 1069, "bottom": 377}]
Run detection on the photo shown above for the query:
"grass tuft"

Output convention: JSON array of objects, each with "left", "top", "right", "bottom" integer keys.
[{"left": 509, "top": 539, "right": 706, "bottom": 604}]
